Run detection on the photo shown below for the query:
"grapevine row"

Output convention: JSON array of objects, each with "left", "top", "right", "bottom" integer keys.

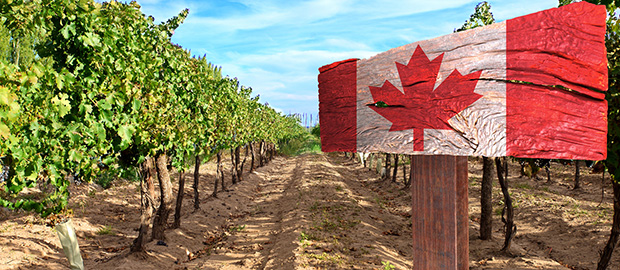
[{"left": 0, "top": 0, "right": 305, "bottom": 232}]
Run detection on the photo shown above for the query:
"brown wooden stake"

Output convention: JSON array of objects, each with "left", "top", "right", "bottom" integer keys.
[{"left": 411, "top": 155, "right": 468, "bottom": 270}]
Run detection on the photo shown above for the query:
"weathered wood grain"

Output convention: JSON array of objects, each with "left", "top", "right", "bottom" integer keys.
[
  {"left": 318, "top": 59, "right": 358, "bottom": 152},
  {"left": 356, "top": 23, "right": 507, "bottom": 157},
  {"left": 456, "top": 156, "right": 468, "bottom": 270},
  {"left": 318, "top": 2, "right": 607, "bottom": 160},
  {"left": 505, "top": 2, "right": 607, "bottom": 160},
  {"left": 411, "top": 155, "right": 468, "bottom": 269}
]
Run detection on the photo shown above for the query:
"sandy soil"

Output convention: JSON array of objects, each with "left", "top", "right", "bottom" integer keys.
[{"left": 0, "top": 152, "right": 619, "bottom": 269}]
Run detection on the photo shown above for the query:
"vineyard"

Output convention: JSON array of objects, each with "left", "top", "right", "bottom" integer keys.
[
  {"left": 1, "top": 150, "right": 620, "bottom": 269},
  {"left": 1, "top": 0, "right": 620, "bottom": 269},
  {"left": 0, "top": 0, "right": 307, "bottom": 264}
]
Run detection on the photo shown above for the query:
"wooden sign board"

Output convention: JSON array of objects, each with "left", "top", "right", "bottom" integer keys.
[
  {"left": 411, "top": 155, "right": 468, "bottom": 269},
  {"left": 318, "top": 2, "right": 608, "bottom": 160},
  {"left": 318, "top": 3, "right": 608, "bottom": 270}
]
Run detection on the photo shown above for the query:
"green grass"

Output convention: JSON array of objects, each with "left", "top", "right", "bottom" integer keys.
[
  {"left": 304, "top": 252, "right": 344, "bottom": 265},
  {"left": 96, "top": 225, "right": 115, "bottom": 235},
  {"left": 228, "top": 224, "right": 246, "bottom": 232},
  {"left": 279, "top": 132, "right": 321, "bottom": 156},
  {"left": 299, "top": 230, "right": 319, "bottom": 242},
  {"left": 514, "top": 182, "right": 532, "bottom": 189},
  {"left": 382, "top": 261, "right": 396, "bottom": 270}
]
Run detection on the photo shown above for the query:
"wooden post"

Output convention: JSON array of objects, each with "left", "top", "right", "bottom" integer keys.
[{"left": 411, "top": 155, "right": 468, "bottom": 269}]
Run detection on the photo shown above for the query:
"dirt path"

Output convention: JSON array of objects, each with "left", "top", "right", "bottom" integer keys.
[
  {"left": 180, "top": 153, "right": 413, "bottom": 269},
  {"left": 186, "top": 155, "right": 304, "bottom": 269}
]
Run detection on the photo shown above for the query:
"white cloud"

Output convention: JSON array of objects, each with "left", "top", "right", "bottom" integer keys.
[
  {"left": 265, "top": 93, "right": 317, "bottom": 101},
  {"left": 323, "top": 38, "right": 372, "bottom": 51},
  {"left": 215, "top": 49, "right": 369, "bottom": 114},
  {"left": 226, "top": 50, "right": 376, "bottom": 73},
  {"left": 178, "top": 0, "right": 486, "bottom": 34},
  {"left": 184, "top": 0, "right": 350, "bottom": 31}
]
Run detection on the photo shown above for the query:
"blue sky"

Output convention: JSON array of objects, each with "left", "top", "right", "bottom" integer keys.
[{"left": 114, "top": 0, "right": 559, "bottom": 120}]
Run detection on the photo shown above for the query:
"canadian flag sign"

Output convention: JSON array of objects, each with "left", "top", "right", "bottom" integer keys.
[{"left": 318, "top": 2, "right": 608, "bottom": 160}]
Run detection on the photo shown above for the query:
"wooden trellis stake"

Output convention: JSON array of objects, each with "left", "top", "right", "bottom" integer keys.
[{"left": 411, "top": 155, "right": 468, "bottom": 269}]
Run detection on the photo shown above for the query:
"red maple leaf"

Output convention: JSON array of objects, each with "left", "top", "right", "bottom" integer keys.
[{"left": 369, "top": 45, "right": 482, "bottom": 152}]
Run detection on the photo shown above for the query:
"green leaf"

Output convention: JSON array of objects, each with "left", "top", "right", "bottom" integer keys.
[
  {"left": 132, "top": 99, "right": 141, "bottom": 111},
  {"left": 0, "top": 86, "right": 11, "bottom": 105},
  {"left": 102, "top": 155, "right": 114, "bottom": 166},
  {"left": 60, "top": 23, "right": 75, "bottom": 39},
  {"left": 98, "top": 99, "right": 112, "bottom": 111},
  {"left": 69, "top": 149, "right": 83, "bottom": 162},
  {"left": 24, "top": 162, "right": 38, "bottom": 181},
  {"left": 79, "top": 102, "right": 92, "bottom": 115},
  {"left": 51, "top": 93, "right": 71, "bottom": 117},
  {"left": 55, "top": 74, "right": 64, "bottom": 89},
  {"left": 0, "top": 123, "right": 10, "bottom": 139},
  {"left": 94, "top": 122, "right": 106, "bottom": 141},
  {"left": 118, "top": 124, "right": 135, "bottom": 149},
  {"left": 81, "top": 32, "right": 101, "bottom": 47}
]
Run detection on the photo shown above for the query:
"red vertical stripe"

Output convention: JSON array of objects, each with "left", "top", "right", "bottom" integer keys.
[
  {"left": 318, "top": 59, "right": 358, "bottom": 152},
  {"left": 506, "top": 2, "right": 608, "bottom": 160}
]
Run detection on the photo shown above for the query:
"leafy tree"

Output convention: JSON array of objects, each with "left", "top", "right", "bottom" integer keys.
[
  {"left": 311, "top": 124, "right": 320, "bottom": 138},
  {"left": 455, "top": 1, "right": 494, "bottom": 32}
]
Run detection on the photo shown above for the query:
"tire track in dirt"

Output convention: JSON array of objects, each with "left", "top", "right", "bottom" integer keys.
[
  {"left": 192, "top": 153, "right": 415, "bottom": 269},
  {"left": 293, "top": 153, "right": 413, "bottom": 269},
  {"left": 192, "top": 155, "right": 308, "bottom": 269},
  {"left": 254, "top": 156, "right": 305, "bottom": 269}
]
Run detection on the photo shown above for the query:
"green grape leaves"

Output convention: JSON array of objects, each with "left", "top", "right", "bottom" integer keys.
[{"left": 0, "top": 0, "right": 307, "bottom": 218}]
